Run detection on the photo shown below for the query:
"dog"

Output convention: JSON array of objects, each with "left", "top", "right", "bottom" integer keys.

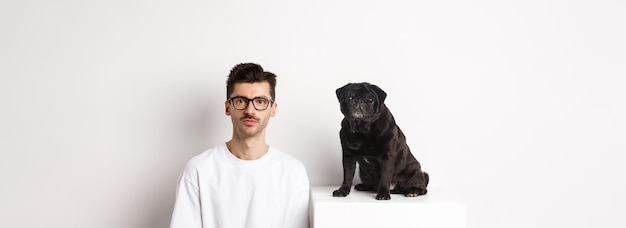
[{"left": 332, "top": 82, "right": 429, "bottom": 200}]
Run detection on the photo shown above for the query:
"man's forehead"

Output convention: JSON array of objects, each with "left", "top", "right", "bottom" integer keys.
[{"left": 231, "top": 82, "right": 271, "bottom": 97}]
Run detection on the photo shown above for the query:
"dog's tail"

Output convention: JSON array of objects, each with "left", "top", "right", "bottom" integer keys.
[{"left": 424, "top": 172, "right": 430, "bottom": 187}]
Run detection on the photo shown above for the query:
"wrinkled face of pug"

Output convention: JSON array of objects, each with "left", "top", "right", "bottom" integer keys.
[{"left": 336, "top": 83, "right": 387, "bottom": 121}]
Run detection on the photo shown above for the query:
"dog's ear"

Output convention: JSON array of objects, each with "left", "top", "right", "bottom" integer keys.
[
  {"left": 370, "top": 84, "right": 387, "bottom": 104},
  {"left": 336, "top": 83, "right": 351, "bottom": 101}
]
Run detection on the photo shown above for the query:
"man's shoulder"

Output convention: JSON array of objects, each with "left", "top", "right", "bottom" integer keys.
[
  {"left": 184, "top": 144, "right": 226, "bottom": 169},
  {"left": 269, "top": 147, "right": 310, "bottom": 189},
  {"left": 270, "top": 147, "right": 307, "bottom": 170}
]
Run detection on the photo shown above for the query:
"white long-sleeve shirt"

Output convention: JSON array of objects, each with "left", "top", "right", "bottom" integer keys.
[{"left": 170, "top": 143, "right": 310, "bottom": 228}]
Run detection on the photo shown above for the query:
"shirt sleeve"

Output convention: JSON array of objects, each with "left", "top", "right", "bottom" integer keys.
[{"left": 170, "top": 173, "right": 202, "bottom": 228}]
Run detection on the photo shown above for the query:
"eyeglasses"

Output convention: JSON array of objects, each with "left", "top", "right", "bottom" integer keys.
[{"left": 228, "top": 96, "right": 274, "bottom": 111}]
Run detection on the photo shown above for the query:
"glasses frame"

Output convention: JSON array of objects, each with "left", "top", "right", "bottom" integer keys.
[{"left": 228, "top": 96, "right": 274, "bottom": 111}]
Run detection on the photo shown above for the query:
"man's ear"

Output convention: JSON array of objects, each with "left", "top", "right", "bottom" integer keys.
[
  {"left": 270, "top": 102, "right": 277, "bottom": 117},
  {"left": 225, "top": 101, "right": 231, "bottom": 116}
]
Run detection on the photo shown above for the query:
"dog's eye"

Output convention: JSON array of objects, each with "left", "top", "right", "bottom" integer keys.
[
  {"left": 368, "top": 98, "right": 374, "bottom": 103},
  {"left": 348, "top": 96, "right": 353, "bottom": 100}
]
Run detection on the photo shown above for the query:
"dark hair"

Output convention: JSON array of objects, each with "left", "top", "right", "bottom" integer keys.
[{"left": 226, "top": 63, "right": 277, "bottom": 100}]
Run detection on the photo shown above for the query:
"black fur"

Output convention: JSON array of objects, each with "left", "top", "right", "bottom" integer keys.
[{"left": 332, "top": 82, "right": 429, "bottom": 200}]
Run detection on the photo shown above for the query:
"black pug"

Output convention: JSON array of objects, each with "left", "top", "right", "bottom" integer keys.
[{"left": 332, "top": 82, "right": 429, "bottom": 200}]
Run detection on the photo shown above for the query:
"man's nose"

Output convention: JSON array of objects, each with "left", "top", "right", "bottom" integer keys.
[{"left": 244, "top": 101, "right": 257, "bottom": 112}]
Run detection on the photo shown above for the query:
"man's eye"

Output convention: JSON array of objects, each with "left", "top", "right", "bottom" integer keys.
[
  {"left": 255, "top": 99, "right": 267, "bottom": 104},
  {"left": 236, "top": 99, "right": 246, "bottom": 103}
]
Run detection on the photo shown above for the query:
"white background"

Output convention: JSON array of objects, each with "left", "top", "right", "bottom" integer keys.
[{"left": 1, "top": 0, "right": 625, "bottom": 227}]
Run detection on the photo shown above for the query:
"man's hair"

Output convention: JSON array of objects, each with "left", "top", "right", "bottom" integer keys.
[{"left": 226, "top": 63, "right": 277, "bottom": 100}]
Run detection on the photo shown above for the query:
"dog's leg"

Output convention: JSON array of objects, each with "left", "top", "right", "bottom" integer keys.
[
  {"left": 376, "top": 158, "right": 393, "bottom": 200},
  {"left": 333, "top": 155, "right": 357, "bottom": 197},
  {"left": 404, "top": 172, "right": 429, "bottom": 197}
]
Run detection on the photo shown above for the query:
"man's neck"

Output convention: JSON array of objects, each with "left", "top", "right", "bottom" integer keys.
[{"left": 226, "top": 138, "right": 269, "bottom": 160}]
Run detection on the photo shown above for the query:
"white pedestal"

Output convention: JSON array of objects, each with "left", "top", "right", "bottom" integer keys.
[{"left": 310, "top": 186, "right": 466, "bottom": 228}]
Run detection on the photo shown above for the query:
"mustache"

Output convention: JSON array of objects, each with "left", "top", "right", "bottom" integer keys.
[{"left": 241, "top": 113, "right": 259, "bottom": 121}]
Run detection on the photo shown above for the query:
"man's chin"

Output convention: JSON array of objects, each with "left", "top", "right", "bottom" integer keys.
[{"left": 236, "top": 126, "right": 262, "bottom": 137}]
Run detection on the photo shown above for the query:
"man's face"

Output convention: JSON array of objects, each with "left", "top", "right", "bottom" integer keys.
[{"left": 225, "top": 82, "right": 276, "bottom": 139}]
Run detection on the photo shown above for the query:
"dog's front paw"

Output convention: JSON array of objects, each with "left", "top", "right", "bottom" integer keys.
[
  {"left": 375, "top": 190, "right": 391, "bottom": 200},
  {"left": 333, "top": 186, "right": 351, "bottom": 197}
]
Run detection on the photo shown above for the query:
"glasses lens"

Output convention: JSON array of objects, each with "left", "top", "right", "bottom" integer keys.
[
  {"left": 232, "top": 97, "right": 248, "bottom": 109},
  {"left": 252, "top": 98, "right": 270, "bottom": 110}
]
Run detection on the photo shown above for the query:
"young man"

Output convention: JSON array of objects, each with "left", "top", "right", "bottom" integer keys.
[{"left": 170, "top": 63, "right": 310, "bottom": 228}]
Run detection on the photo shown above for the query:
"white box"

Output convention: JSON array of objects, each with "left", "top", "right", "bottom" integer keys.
[{"left": 310, "top": 186, "right": 466, "bottom": 228}]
